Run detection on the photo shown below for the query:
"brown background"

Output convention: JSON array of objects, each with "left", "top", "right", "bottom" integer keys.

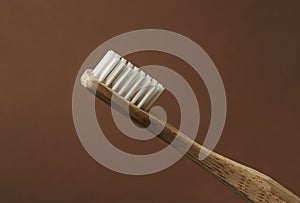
[{"left": 1, "top": 0, "right": 300, "bottom": 202}]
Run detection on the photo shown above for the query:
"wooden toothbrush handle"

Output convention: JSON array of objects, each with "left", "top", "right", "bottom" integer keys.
[
  {"left": 156, "top": 122, "right": 300, "bottom": 203},
  {"left": 81, "top": 69, "right": 300, "bottom": 203},
  {"left": 130, "top": 102, "right": 300, "bottom": 203},
  {"left": 183, "top": 136, "right": 300, "bottom": 203}
]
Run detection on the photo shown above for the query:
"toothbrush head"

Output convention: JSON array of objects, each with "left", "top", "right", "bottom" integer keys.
[{"left": 88, "top": 50, "right": 165, "bottom": 111}]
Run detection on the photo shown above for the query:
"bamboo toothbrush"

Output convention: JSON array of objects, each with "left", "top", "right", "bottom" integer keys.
[{"left": 80, "top": 50, "right": 300, "bottom": 203}]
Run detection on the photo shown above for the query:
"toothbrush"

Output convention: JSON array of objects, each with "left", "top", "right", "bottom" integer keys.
[{"left": 80, "top": 50, "right": 300, "bottom": 203}]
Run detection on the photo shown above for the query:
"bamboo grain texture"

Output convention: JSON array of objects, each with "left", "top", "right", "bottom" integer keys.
[{"left": 81, "top": 69, "right": 300, "bottom": 203}]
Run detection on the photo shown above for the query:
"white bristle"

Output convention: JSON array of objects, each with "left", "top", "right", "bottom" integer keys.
[
  {"left": 130, "top": 76, "right": 152, "bottom": 104},
  {"left": 144, "top": 84, "right": 164, "bottom": 111},
  {"left": 118, "top": 67, "right": 139, "bottom": 96},
  {"left": 98, "top": 53, "right": 120, "bottom": 82},
  {"left": 92, "top": 50, "right": 115, "bottom": 77},
  {"left": 137, "top": 82, "right": 157, "bottom": 108},
  {"left": 112, "top": 66, "right": 131, "bottom": 91},
  {"left": 113, "top": 62, "right": 135, "bottom": 92},
  {"left": 124, "top": 72, "right": 145, "bottom": 100},
  {"left": 105, "top": 58, "right": 126, "bottom": 86},
  {"left": 91, "top": 50, "right": 165, "bottom": 110}
]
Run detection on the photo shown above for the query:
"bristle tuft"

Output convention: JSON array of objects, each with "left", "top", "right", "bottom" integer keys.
[{"left": 91, "top": 50, "right": 164, "bottom": 110}]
